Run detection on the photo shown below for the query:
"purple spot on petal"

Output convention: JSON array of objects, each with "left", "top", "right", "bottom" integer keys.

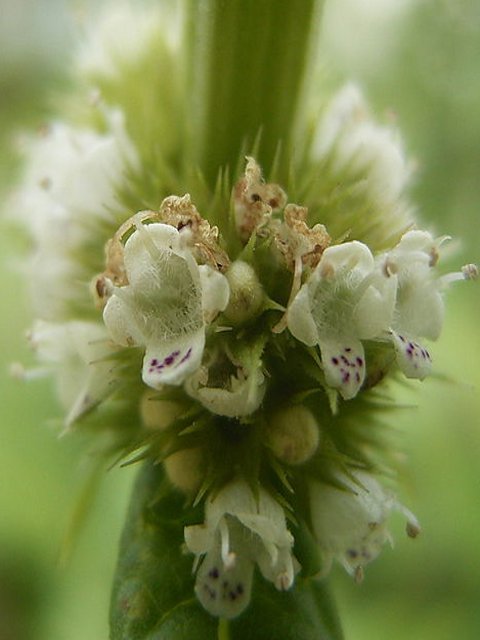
[
  {"left": 151, "top": 358, "right": 158, "bottom": 366},
  {"left": 356, "top": 357, "right": 364, "bottom": 367},
  {"left": 345, "top": 347, "right": 352, "bottom": 352},
  {"left": 331, "top": 357, "right": 339, "bottom": 365},
  {"left": 355, "top": 372, "right": 360, "bottom": 383},
  {"left": 179, "top": 347, "right": 193, "bottom": 365}
]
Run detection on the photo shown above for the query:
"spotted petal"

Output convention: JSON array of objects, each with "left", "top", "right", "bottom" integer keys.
[
  {"left": 142, "top": 327, "right": 204, "bottom": 388},
  {"left": 320, "top": 339, "right": 366, "bottom": 400},
  {"left": 391, "top": 332, "right": 432, "bottom": 380},
  {"left": 194, "top": 544, "right": 254, "bottom": 619}
]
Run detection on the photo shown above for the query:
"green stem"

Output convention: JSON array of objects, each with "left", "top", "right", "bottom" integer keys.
[
  {"left": 185, "top": 0, "right": 324, "bottom": 185},
  {"left": 218, "top": 618, "right": 231, "bottom": 640}
]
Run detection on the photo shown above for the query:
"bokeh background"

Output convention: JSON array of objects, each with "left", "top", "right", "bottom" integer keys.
[{"left": 0, "top": 1, "right": 479, "bottom": 638}]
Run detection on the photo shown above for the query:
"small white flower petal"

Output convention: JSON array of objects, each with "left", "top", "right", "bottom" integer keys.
[
  {"left": 142, "top": 328, "right": 204, "bottom": 388},
  {"left": 391, "top": 332, "right": 432, "bottom": 380},
  {"left": 310, "top": 470, "right": 417, "bottom": 579},
  {"left": 320, "top": 240, "right": 375, "bottom": 281},
  {"left": 286, "top": 283, "right": 319, "bottom": 346},
  {"left": 102, "top": 293, "right": 145, "bottom": 347},
  {"left": 256, "top": 545, "right": 296, "bottom": 591},
  {"left": 123, "top": 222, "right": 184, "bottom": 287},
  {"left": 320, "top": 339, "right": 366, "bottom": 400},
  {"left": 354, "top": 273, "right": 397, "bottom": 339},
  {"left": 186, "top": 365, "right": 265, "bottom": 417},
  {"left": 198, "top": 264, "right": 230, "bottom": 322},
  {"left": 395, "top": 277, "right": 444, "bottom": 342},
  {"left": 194, "top": 543, "right": 254, "bottom": 619}
]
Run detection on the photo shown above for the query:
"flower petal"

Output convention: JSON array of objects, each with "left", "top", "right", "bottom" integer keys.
[
  {"left": 286, "top": 283, "right": 318, "bottom": 346},
  {"left": 194, "top": 545, "right": 254, "bottom": 619},
  {"left": 391, "top": 332, "right": 432, "bottom": 380},
  {"left": 198, "top": 264, "right": 230, "bottom": 322},
  {"left": 354, "top": 273, "right": 397, "bottom": 339},
  {"left": 255, "top": 545, "right": 296, "bottom": 591},
  {"left": 320, "top": 339, "right": 366, "bottom": 400},
  {"left": 142, "top": 327, "right": 204, "bottom": 388},
  {"left": 320, "top": 241, "right": 374, "bottom": 282},
  {"left": 103, "top": 292, "right": 145, "bottom": 347},
  {"left": 186, "top": 365, "right": 265, "bottom": 417}
]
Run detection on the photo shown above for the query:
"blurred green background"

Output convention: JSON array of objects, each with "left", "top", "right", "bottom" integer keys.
[{"left": 0, "top": 1, "right": 479, "bottom": 638}]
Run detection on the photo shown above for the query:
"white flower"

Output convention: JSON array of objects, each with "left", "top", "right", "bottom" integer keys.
[
  {"left": 184, "top": 480, "right": 297, "bottom": 619},
  {"left": 314, "top": 83, "right": 412, "bottom": 206},
  {"left": 185, "top": 341, "right": 266, "bottom": 418},
  {"left": 28, "top": 320, "right": 118, "bottom": 429},
  {"left": 382, "top": 230, "right": 477, "bottom": 379},
  {"left": 10, "top": 111, "right": 138, "bottom": 318},
  {"left": 287, "top": 241, "right": 397, "bottom": 399},
  {"left": 310, "top": 470, "right": 420, "bottom": 582},
  {"left": 102, "top": 218, "right": 229, "bottom": 389}
]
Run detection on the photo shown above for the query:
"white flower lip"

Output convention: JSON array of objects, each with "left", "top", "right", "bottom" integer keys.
[
  {"left": 184, "top": 480, "right": 297, "bottom": 619},
  {"left": 102, "top": 219, "right": 229, "bottom": 389},
  {"left": 287, "top": 240, "right": 396, "bottom": 399}
]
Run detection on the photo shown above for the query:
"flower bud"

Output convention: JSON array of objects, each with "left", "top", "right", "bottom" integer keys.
[
  {"left": 266, "top": 405, "right": 320, "bottom": 465},
  {"left": 164, "top": 447, "right": 204, "bottom": 494},
  {"left": 223, "top": 261, "right": 264, "bottom": 325},
  {"left": 140, "top": 391, "right": 184, "bottom": 430}
]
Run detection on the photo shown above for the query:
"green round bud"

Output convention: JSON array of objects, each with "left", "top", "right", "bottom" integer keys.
[
  {"left": 223, "top": 261, "right": 264, "bottom": 325},
  {"left": 266, "top": 405, "right": 320, "bottom": 465},
  {"left": 140, "top": 391, "right": 184, "bottom": 430},
  {"left": 164, "top": 447, "right": 205, "bottom": 494}
]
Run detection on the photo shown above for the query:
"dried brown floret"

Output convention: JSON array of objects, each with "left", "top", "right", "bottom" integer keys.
[
  {"left": 274, "top": 203, "right": 331, "bottom": 272},
  {"left": 233, "top": 157, "right": 287, "bottom": 241}
]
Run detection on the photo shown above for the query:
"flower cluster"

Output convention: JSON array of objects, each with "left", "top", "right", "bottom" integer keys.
[{"left": 11, "top": 7, "right": 476, "bottom": 622}]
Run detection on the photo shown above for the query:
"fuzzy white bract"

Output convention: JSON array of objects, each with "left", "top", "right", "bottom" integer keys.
[{"left": 184, "top": 480, "right": 297, "bottom": 619}]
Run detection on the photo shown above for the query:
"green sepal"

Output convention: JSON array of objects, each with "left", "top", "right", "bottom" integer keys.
[{"left": 110, "top": 462, "right": 343, "bottom": 640}]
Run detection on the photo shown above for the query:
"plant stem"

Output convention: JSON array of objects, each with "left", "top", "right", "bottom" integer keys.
[
  {"left": 218, "top": 617, "right": 231, "bottom": 640},
  {"left": 185, "top": 0, "right": 324, "bottom": 185}
]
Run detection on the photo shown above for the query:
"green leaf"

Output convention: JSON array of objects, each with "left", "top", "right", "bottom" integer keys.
[
  {"left": 110, "top": 462, "right": 343, "bottom": 640},
  {"left": 231, "top": 577, "right": 343, "bottom": 640},
  {"left": 109, "top": 463, "right": 217, "bottom": 639}
]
